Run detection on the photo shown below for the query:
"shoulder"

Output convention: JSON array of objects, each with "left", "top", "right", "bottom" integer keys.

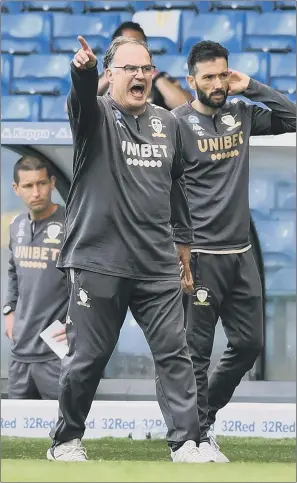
[
  {"left": 172, "top": 102, "right": 194, "bottom": 121},
  {"left": 10, "top": 212, "right": 26, "bottom": 227}
]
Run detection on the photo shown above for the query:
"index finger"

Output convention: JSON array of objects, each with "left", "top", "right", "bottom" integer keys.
[{"left": 78, "top": 36, "right": 90, "bottom": 51}]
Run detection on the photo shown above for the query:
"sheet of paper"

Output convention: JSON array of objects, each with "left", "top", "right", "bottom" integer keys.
[{"left": 40, "top": 320, "right": 68, "bottom": 360}]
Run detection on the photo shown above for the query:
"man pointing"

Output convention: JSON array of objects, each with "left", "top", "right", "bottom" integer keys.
[{"left": 47, "top": 36, "right": 213, "bottom": 463}]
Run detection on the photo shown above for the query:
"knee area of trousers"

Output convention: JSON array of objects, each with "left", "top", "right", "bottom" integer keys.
[{"left": 235, "top": 334, "right": 264, "bottom": 356}]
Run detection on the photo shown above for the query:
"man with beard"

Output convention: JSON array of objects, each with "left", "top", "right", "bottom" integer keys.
[
  {"left": 46, "top": 35, "right": 214, "bottom": 463},
  {"left": 173, "top": 40, "right": 296, "bottom": 463}
]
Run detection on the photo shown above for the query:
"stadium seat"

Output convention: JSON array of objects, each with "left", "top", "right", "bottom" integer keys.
[
  {"left": 276, "top": 180, "right": 296, "bottom": 209},
  {"left": 249, "top": 177, "right": 275, "bottom": 216},
  {"left": 151, "top": 1, "right": 198, "bottom": 11},
  {"left": 11, "top": 55, "right": 71, "bottom": 96},
  {"left": 274, "top": 0, "right": 296, "bottom": 9},
  {"left": 1, "top": 13, "right": 51, "bottom": 54},
  {"left": 270, "top": 209, "right": 296, "bottom": 222},
  {"left": 154, "top": 54, "right": 188, "bottom": 80},
  {"left": 210, "top": 1, "right": 263, "bottom": 12},
  {"left": 263, "top": 252, "right": 293, "bottom": 271},
  {"left": 270, "top": 53, "right": 296, "bottom": 93},
  {"left": 83, "top": 1, "right": 135, "bottom": 11},
  {"left": 244, "top": 12, "right": 296, "bottom": 52},
  {"left": 1, "top": 1, "right": 23, "bottom": 12},
  {"left": 41, "top": 96, "right": 68, "bottom": 121},
  {"left": 1, "top": 95, "right": 40, "bottom": 121},
  {"left": 265, "top": 267, "right": 296, "bottom": 295},
  {"left": 287, "top": 92, "right": 296, "bottom": 103},
  {"left": 181, "top": 12, "right": 244, "bottom": 54},
  {"left": 1, "top": 55, "right": 12, "bottom": 95},
  {"left": 22, "top": 1, "right": 84, "bottom": 12},
  {"left": 52, "top": 13, "right": 121, "bottom": 53},
  {"left": 255, "top": 219, "right": 296, "bottom": 260},
  {"left": 229, "top": 52, "right": 269, "bottom": 84},
  {"left": 133, "top": 10, "right": 181, "bottom": 53}
]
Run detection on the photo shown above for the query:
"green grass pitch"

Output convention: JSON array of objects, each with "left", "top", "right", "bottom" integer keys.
[{"left": 1, "top": 436, "right": 296, "bottom": 482}]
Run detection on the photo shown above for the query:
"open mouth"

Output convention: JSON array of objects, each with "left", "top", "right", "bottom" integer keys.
[{"left": 130, "top": 84, "right": 145, "bottom": 98}]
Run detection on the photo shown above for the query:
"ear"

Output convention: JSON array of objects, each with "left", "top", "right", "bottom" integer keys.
[
  {"left": 105, "top": 68, "right": 114, "bottom": 85},
  {"left": 12, "top": 182, "right": 20, "bottom": 196},
  {"left": 186, "top": 75, "right": 196, "bottom": 91}
]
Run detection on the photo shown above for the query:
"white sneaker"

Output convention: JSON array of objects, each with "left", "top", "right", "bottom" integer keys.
[
  {"left": 199, "top": 441, "right": 218, "bottom": 461},
  {"left": 171, "top": 440, "right": 215, "bottom": 463},
  {"left": 207, "top": 430, "right": 230, "bottom": 463},
  {"left": 47, "top": 438, "right": 88, "bottom": 462}
]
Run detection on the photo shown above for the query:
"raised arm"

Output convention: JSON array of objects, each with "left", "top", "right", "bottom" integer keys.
[
  {"left": 67, "top": 36, "right": 101, "bottom": 132},
  {"left": 228, "top": 70, "right": 296, "bottom": 136}
]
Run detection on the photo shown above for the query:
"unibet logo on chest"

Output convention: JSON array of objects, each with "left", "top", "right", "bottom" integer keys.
[
  {"left": 14, "top": 245, "right": 60, "bottom": 269},
  {"left": 197, "top": 131, "right": 244, "bottom": 153},
  {"left": 122, "top": 141, "right": 168, "bottom": 168}
]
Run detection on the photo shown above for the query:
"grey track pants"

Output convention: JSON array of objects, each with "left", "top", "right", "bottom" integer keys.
[
  {"left": 50, "top": 269, "right": 200, "bottom": 446},
  {"left": 184, "top": 250, "right": 264, "bottom": 441}
]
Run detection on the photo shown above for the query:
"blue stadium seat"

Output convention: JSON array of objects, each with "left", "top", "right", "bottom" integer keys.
[
  {"left": 1, "top": 55, "right": 12, "bottom": 95},
  {"left": 1, "top": 1, "right": 23, "bottom": 12},
  {"left": 274, "top": 1, "right": 296, "bottom": 9},
  {"left": 154, "top": 55, "right": 188, "bottom": 80},
  {"left": 265, "top": 267, "right": 296, "bottom": 295},
  {"left": 1, "top": 95, "right": 40, "bottom": 121},
  {"left": 263, "top": 252, "right": 293, "bottom": 271},
  {"left": 271, "top": 209, "right": 296, "bottom": 222},
  {"left": 11, "top": 55, "right": 71, "bottom": 96},
  {"left": 229, "top": 53, "right": 269, "bottom": 84},
  {"left": 22, "top": 1, "right": 84, "bottom": 12},
  {"left": 270, "top": 53, "right": 296, "bottom": 93},
  {"left": 210, "top": 1, "right": 264, "bottom": 11},
  {"left": 244, "top": 12, "right": 296, "bottom": 52},
  {"left": 152, "top": 1, "right": 198, "bottom": 11},
  {"left": 255, "top": 219, "right": 296, "bottom": 260},
  {"left": 276, "top": 180, "right": 296, "bottom": 209},
  {"left": 249, "top": 176, "right": 275, "bottom": 216},
  {"left": 287, "top": 92, "right": 296, "bottom": 103},
  {"left": 52, "top": 13, "right": 121, "bottom": 53},
  {"left": 181, "top": 12, "right": 244, "bottom": 54},
  {"left": 41, "top": 96, "right": 68, "bottom": 121},
  {"left": 1, "top": 13, "right": 51, "bottom": 54},
  {"left": 83, "top": 1, "right": 135, "bottom": 11},
  {"left": 133, "top": 9, "right": 181, "bottom": 53}
]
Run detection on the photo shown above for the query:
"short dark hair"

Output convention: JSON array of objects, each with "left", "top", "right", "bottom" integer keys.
[
  {"left": 187, "top": 41, "right": 229, "bottom": 76},
  {"left": 112, "top": 21, "right": 147, "bottom": 42},
  {"left": 103, "top": 36, "right": 152, "bottom": 70},
  {"left": 13, "top": 155, "right": 53, "bottom": 184}
]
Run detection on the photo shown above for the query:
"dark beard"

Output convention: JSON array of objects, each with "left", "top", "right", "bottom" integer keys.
[{"left": 196, "top": 84, "right": 228, "bottom": 109}]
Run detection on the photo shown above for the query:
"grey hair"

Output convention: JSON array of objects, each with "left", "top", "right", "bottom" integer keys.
[{"left": 103, "top": 36, "right": 152, "bottom": 70}]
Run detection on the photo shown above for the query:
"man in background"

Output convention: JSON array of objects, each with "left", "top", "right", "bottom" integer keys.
[
  {"left": 3, "top": 155, "right": 69, "bottom": 399},
  {"left": 174, "top": 40, "right": 296, "bottom": 462},
  {"left": 97, "top": 21, "right": 193, "bottom": 109}
]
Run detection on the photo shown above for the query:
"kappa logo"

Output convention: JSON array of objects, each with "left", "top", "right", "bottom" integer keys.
[
  {"left": 221, "top": 113, "right": 242, "bottom": 132},
  {"left": 149, "top": 117, "right": 167, "bottom": 138},
  {"left": 192, "top": 124, "right": 205, "bottom": 136},
  {"left": 43, "top": 222, "right": 63, "bottom": 244},
  {"left": 194, "top": 286, "right": 210, "bottom": 306},
  {"left": 77, "top": 288, "right": 91, "bottom": 308}
]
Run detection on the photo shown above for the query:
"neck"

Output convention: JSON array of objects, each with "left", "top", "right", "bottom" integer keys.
[
  {"left": 29, "top": 202, "right": 57, "bottom": 221},
  {"left": 191, "top": 98, "right": 218, "bottom": 116}
]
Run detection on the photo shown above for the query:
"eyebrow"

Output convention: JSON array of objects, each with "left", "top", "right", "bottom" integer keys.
[{"left": 202, "top": 71, "right": 229, "bottom": 78}]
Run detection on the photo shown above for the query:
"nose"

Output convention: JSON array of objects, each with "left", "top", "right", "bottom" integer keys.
[
  {"left": 135, "top": 66, "right": 145, "bottom": 79},
  {"left": 32, "top": 185, "right": 40, "bottom": 198},
  {"left": 214, "top": 76, "right": 223, "bottom": 89}
]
